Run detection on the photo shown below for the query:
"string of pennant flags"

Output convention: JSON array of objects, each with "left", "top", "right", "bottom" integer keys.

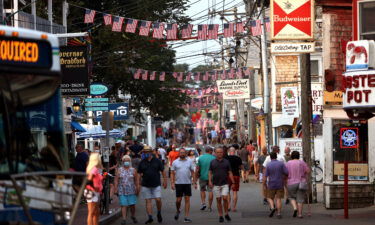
[
  {"left": 130, "top": 67, "right": 253, "bottom": 82},
  {"left": 84, "top": 8, "right": 271, "bottom": 40}
]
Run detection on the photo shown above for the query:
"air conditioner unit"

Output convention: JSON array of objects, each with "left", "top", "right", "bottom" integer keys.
[{"left": 346, "top": 40, "right": 375, "bottom": 71}]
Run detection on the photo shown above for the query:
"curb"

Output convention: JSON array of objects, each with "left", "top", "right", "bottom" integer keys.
[{"left": 99, "top": 208, "right": 121, "bottom": 225}]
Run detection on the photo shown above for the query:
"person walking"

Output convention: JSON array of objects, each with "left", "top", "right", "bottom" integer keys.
[
  {"left": 257, "top": 147, "right": 269, "bottom": 204},
  {"left": 226, "top": 147, "right": 243, "bottom": 212},
  {"left": 157, "top": 144, "right": 167, "bottom": 165},
  {"left": 263, "top": 152, "right": 289, "bottom": 219},
  {"left": 168, "top": 144, "right": 180, "bottom": 177},
  {"left": 187, "top": 150, "right": 197, "bottom": 171},
  {"left": 283, "top": 147, "right": 292, "bottom": 205},
  {"left": 85, "top": 153, "right": 103, "bottom": 225},
  {"left": 137, "top": 146, "right": 167, "bottom": 224},
  {"left": 115, "top": 155, "right": 140, "bottom": 225},
  {"left": 73, "top": 144, "right": 89, "bottom": 193},
  {"left": 196, "top": 147, "right": 216, "bottom": 212},
  {"left": 171, "top": 148, "right": 197, "bottom": 223},
  {"left": 252, "top": 143, "right": 259, "bottom": 181},
  {"left": 209, "top": 147, "right": 234, "bottom": 223},
  {"left": 238, "top": 145, "right": 250, "bottom": 183},
  {"left": 286, "top": 151, "right": 310, "bottom": 218}
]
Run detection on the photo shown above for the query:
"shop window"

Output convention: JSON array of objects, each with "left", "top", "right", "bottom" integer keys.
[
  {"left": 359, "top": 1, "right": 375, "bottom": 40},
  {"left": 332, "top": 119, "right": 368, "bottom": 181}
]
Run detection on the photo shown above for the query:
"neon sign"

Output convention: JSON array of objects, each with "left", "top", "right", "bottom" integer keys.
[{"left": 340, "top": 127, "right": 359, "bottom": 149}]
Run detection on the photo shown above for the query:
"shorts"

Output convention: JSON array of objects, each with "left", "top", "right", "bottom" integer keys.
[
  {"left": 199, "top": 179, "right": 212, "bottom": 192},
  {"left": 213, "top": 184, "right": 229, "bottom": 197},
  {"left": 141, "top": 186, "right": 161, "bottom": 199},
  {"left": 228, "top": 176, "right": 240, "bottom": 191},
  {"left": 266, "top": 189, "right": 284, "bottom": 199},
  {"left": 287, "top": 183, "right": 306, "bottom": 203},
  {"left": 119, "top": 194, "right": 137, "bottom": 206},
  {"left": 84, "top": 189, "right": 100, "bottom": 203},
  {"left": 242, "top": 162, "right": 249, "bottom": 171},
  {"left": 175, "top": 184, "right": 192, "bottom": 197}
]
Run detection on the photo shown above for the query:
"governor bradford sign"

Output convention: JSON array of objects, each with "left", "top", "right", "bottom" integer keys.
[
  {"left": 216, "top": 79, "right": 250, "bottom": 100},
  {"left": 271, "top": 0, "right": 314, "bottom": 40}
]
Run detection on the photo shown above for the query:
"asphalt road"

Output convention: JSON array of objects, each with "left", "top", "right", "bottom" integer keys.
[{"left": 110, "top": 179, "right": 375, "bottom": 225}]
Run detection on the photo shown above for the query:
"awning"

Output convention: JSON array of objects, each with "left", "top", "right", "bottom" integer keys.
[
  {"left": 71, "top": 121, "right": 86, "bottom": 132},
  {"left": 272, "top": 116, "right": 295, "bottom": 128}
]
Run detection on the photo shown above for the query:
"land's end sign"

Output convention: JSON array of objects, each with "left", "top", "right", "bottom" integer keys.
[{"left": 271, "top": 0, "right": 314, "bottom": 40}]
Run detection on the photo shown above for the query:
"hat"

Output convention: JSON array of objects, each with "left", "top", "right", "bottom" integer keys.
[{"left": 143, "top": 145, "right": 153, "bottom": 152}]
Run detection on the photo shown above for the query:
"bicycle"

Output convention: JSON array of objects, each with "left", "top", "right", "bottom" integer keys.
[{"left": 312, "top": 160, "right": 323, "bottom": 183}]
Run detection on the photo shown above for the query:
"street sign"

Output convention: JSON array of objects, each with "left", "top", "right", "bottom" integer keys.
[
  {"left": 271, "top": 42, "right": 315, "bottom": 53},
  {"left": 85, "top": 98, "right": 109, "bottom": 102},
  {"left": 271, "top": 0, "right": 314, "bottom": 40},
  {"left": 90, "top": 83, "right": 109, "bottom": 96},
  {"left": 85, "top": 107, "right": 109, "bottom": 111},
  {"left": 85, "top": 102, "right": 109, "bottom": 107},
  {"left": 94, "top": 103, "right": 129, "bottom": 121}
]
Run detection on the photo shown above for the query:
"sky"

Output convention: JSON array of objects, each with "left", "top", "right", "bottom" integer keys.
[{"left": 173, "top": 0, "right": 247, "bottom": 70}]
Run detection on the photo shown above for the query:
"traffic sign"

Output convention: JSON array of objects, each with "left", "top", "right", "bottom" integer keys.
[
  {"left": 85, "top": 98, "right": 109, "bottom": 102},
  {"left": 85, "top": 107, "right": 109, "bottom": 111}
]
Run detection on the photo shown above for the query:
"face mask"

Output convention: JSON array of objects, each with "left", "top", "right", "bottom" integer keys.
[
  {"left": 180, "top": 155, "right": 186, "bottom": 159},
  {"left": 124, "top": 161, "right": 130, "bottom": 167}
]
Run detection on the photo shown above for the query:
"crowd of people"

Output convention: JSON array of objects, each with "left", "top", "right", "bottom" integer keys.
[{"left": 72, "top": 139, "right": 311, "bottom": 225}]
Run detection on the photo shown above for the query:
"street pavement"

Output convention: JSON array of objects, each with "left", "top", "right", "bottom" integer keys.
[{"left": 108, "top": 177, "right": 375, "bottom": 225}]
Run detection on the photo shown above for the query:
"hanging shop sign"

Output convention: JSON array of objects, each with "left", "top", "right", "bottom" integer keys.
[
  {"left": 270, "top": 42, "right": 315, "bottom": 53},
  {"left": 216, "top": 79, "right": 250, "bottom": 99},
  {"left": 340, "top": 127, "right": 359, "bottom": 149},
  {"left": 281, "top": 86, "right": 299, "bottom": 118},
  {"left": 279, "top": 138, "right": 302, "bottom": 156},
  {"left": 343, "top": 70, "right": 375, "bottom": 109},
  {"left": 346, "top": 40, "right": 375, "bottom": 71},
  {"left": 311, "top": 83, "right": 323, "bottom": 115},
  {"left": 60, "top": 46, "right": 89, "bottom": 96},
  {"left": 324, "top": 91, "right": 342, "bottom": 105},
  {"left": 94, "top": 103, "right": 129, "bottom": 121},
  {"left": 270, "top": 0, "right": 314, "bottom": 40},
  {"left": 90, "top": 83, "right": 109, "bottom": 96}
]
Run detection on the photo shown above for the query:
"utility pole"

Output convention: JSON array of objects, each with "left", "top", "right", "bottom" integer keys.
[
  {"left": 300, "top": 53, "right": 314, "bottom": 201},
  {"left": 0, "top": 0, "right": 4, "bottom": 24},
  {"left": 48, "top": 0, "right": 53, "bottom": 33},
  {"left": 31, "top": 0, "right": 36, "bottom": 30},
  {"left": 12, "top": 0, "right": 18, "bottom": 27}
]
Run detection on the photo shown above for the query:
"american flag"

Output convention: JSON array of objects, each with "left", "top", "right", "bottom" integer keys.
[
  {"left": 150, "top": 71, "right": 156, "bottom": 80},
  {"left": 178, "top": 72, "right": 184, "bottom": 82},
  {"left": 139, "top": 21, "right": 152, "bottom": 36},
  {"left": 103, "top": 13, "right": 112, "bottom": 25},
  {"left": 84, "top": 9, "right": 96, "bottom": 24},
  {"left": 221, "top": 70, "right": 226, "bottom": 80},
  {"left": 195, "top": 72, "right": 200, "bottom": 81},
  {"left": 173, "top": 72, "right": 178, "bottom": 79},
  {"left": 134, "top": 69, "right": 142, "bottom": 79},
  {"left": 207, "top": 24, "right": 219, "bottom": 39},
  {"left": 203, "top": 72, "right": 209, "bottom": 81},
  {"left": 223, "top": 23, "right": 234, "bottom": 38},
  {"left": 181, "top": 24, "right": 193, "bottom": 39},
  {"left": 142, "top": 70, "right": 148, "bottom": 80},
  {"left": 236, "top": 68, "right": 243, "bottom": 79},
  {"left": 236, "top": 21, "right": 245, "bottom": 33},
  {"left": 152, "top": 22, "right": 165, "bottom": 39},
  {"left": 112, "top": 16, "right": 124, "bottom": 32},
  {"left": 197, "top": 25, "right": 207, "bottom": 40},
  {"left": 229, "top": 68, "right": 235, "bottom": 78},
  {"left": 186, "top": 72, "right": 192, "bottom": 81},
  {"left": 125, "top": 19, "right": 138, "bottom": 33},
  {"left": 251, "top": 19, "right": 263, "bottom": 36},
  {"left": 166, "top": 23, "right": 178, "bottom": 40},
  {"left": 264, "top": 17, "right": 271, "bottom": 33},
  {"left": 213, "top": 70, "right": 218, "bottom": 80},
  {"left": 159, "top": 72, "right": 166, "bottom": 81}
]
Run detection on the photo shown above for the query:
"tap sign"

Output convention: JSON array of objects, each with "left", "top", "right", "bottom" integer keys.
[{"left": 0, "top": 37, "right": 52, "bottom": 69}]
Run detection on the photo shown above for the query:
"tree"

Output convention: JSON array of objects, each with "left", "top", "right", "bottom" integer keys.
[
  {"left": 173, "top": 63, "right": 189, "bottom": 72},
  {"left": 64, "top": 0, "right": 192, "bottom": 121}
]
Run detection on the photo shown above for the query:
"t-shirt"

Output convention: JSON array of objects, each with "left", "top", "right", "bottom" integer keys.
[
  {"left": 225, "top": 129, "right": 231, "bottom": 138},
  {"left": 156, "top": 127, "right": 163, "bottom": 136},
  {"left": 265, "top": 160, "right": 288, "bottom": 190},
  {"left": 286, "top": 160, "right": 309, "bottom": 185},
  {"left": 197, "top": 153, "right": 216, "bottom": 180},
  {"left": 138, "top": 157, "right": 164, "bottom": 187},
  {"left": 211, "top": 130, "right": 218, "bottom": 138},
  {"left": 257, "top": 155, "right": 267, "bottom": 172},
  {"left": 74, "top": 151, "right": 89, "bottom": 172},
  {"left": 171, "top": 158, "right": 194, "bottom": 184},
  {"left": 238, "top": 148, "right": 249, "bottom": 162},
  {"left": 284, "top": 154, "right": 292, "bottom": 162},
  {"left": 168, "top": 150, "right": 179, "bottom": 166},
  {"left": 86, "top": 167, "right": 103, "bottom": 193},
  {"left": 263, "top": 154, "right": 286, "bottom": 168},
  {"left": 252, "top": 150, "right": 259, "bottom": 161},
  {"left": 227, "top": 155, "right": 242, "bottom": 177},
  {"left": 109, "top": 154, "right": 117, "bottom": 175},
  {"left": 129, "top": 144, "right": 143, "bottom": 158},
  {"left": 209, "top": 158, "right": 231, "bottom": 186},
  {"left": 158, "top": 148, "right": 167, "bottom": 161}
]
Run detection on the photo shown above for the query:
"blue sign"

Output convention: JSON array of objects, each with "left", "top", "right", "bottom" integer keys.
[
  {"left": 90, "top": 84, "right": 109, "bottom": 96},
  {"left": 94, "top": 103, "right": 129, "bottom": 121},
  {"left": 340, "top": 127, "right": 359, "bottom": 149},
  {"left": 85, "top": 98, "right": 109, "bottom": 102},
  {"left": 85, "top": 102, "right": 109, "bottom": 107},
  {"left": 86, "top": 107, "right": 109, "bottom": 111}
]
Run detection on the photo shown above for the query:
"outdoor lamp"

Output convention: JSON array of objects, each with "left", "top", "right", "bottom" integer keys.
[{"left": 73, "top": 102, "right": 80, "bottom": 112}]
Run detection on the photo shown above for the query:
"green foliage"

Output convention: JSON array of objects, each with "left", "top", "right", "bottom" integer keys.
[{"left": 173, "top": 63, "right": 189, "bottom": 72}]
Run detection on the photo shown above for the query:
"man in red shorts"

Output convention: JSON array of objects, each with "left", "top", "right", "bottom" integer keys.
[{"left": 226, "top": 147, "right": 243, "bottom": 212}]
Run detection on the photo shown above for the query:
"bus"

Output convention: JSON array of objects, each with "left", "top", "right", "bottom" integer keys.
[{"left": 0, "top": 26, "right": 85, "bottom": 224}]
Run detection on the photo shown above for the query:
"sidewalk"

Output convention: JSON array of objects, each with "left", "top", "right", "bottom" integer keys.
[{"left": 71, "top": 197, "right": 121, "bottom": 225}]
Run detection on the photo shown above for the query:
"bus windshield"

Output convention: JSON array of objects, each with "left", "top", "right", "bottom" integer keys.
[{"left": 0, "top": 87, "right": 67, "bottom": 179}]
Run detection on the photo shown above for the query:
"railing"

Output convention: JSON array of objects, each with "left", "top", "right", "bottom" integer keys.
[{"left": 18, "top": 11, "right": 66, "bottom": 34}]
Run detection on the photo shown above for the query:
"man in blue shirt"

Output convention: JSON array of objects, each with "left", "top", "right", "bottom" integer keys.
[{"left": 263, "top": 152, "right": 288, "bottom": 219}]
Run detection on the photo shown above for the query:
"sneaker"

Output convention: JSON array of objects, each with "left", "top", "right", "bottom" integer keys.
[
  {"left": 121, "top": 220, "right": 126, "bottom": 225},
  {"left": 219, "top": 216, "right": 224, "bottom": 223},
  {"left": 184, "top": 218, "right": 192, "bottom": 223},
  {"left": 269, "top": 208, "right": 276, "bottom": 218},
  {"left": 131, "top": 216, "right": 138, "bottom": 223},
  {"left": 277, "top": 214, "right": 282, "bottom": 219},
  {"left": 263, "top": 198, "right": 268, "bottom": 205},
  {"left": 225, "top": 214, "right": 231, "bottom": 221},
  {"left": 293, "top": 210, "right": 297, "bottom": 218},
  {"left": 157, "top": 212, "right": 162, "bottom": 223},
  {"left": 174, "top": 212, "right": 180, "bottom": 221},
  {"left": 200, "top": 204, "right": 207, "bottom": 211},
  {"left": 285, "top": 199, "right": 290, "bottom": 205},
  {"left": 208, "top": 208, "right": 213, "bottom": 212},
  {"left": 145, "top": 218, "right": 153, "bottom": 224}
]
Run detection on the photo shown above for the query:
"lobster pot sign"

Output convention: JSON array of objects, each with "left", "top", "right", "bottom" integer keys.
[
  {"left": 343, "top": 70, "right": 375, "bottom": 109},
  {"left": 346, "top": 40, "right": 375, "bottom": 72}
]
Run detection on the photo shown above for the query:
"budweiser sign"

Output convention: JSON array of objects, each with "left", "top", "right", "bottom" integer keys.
[{"left": 271, "top": 0, "right": 314, "bottom": 40}]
